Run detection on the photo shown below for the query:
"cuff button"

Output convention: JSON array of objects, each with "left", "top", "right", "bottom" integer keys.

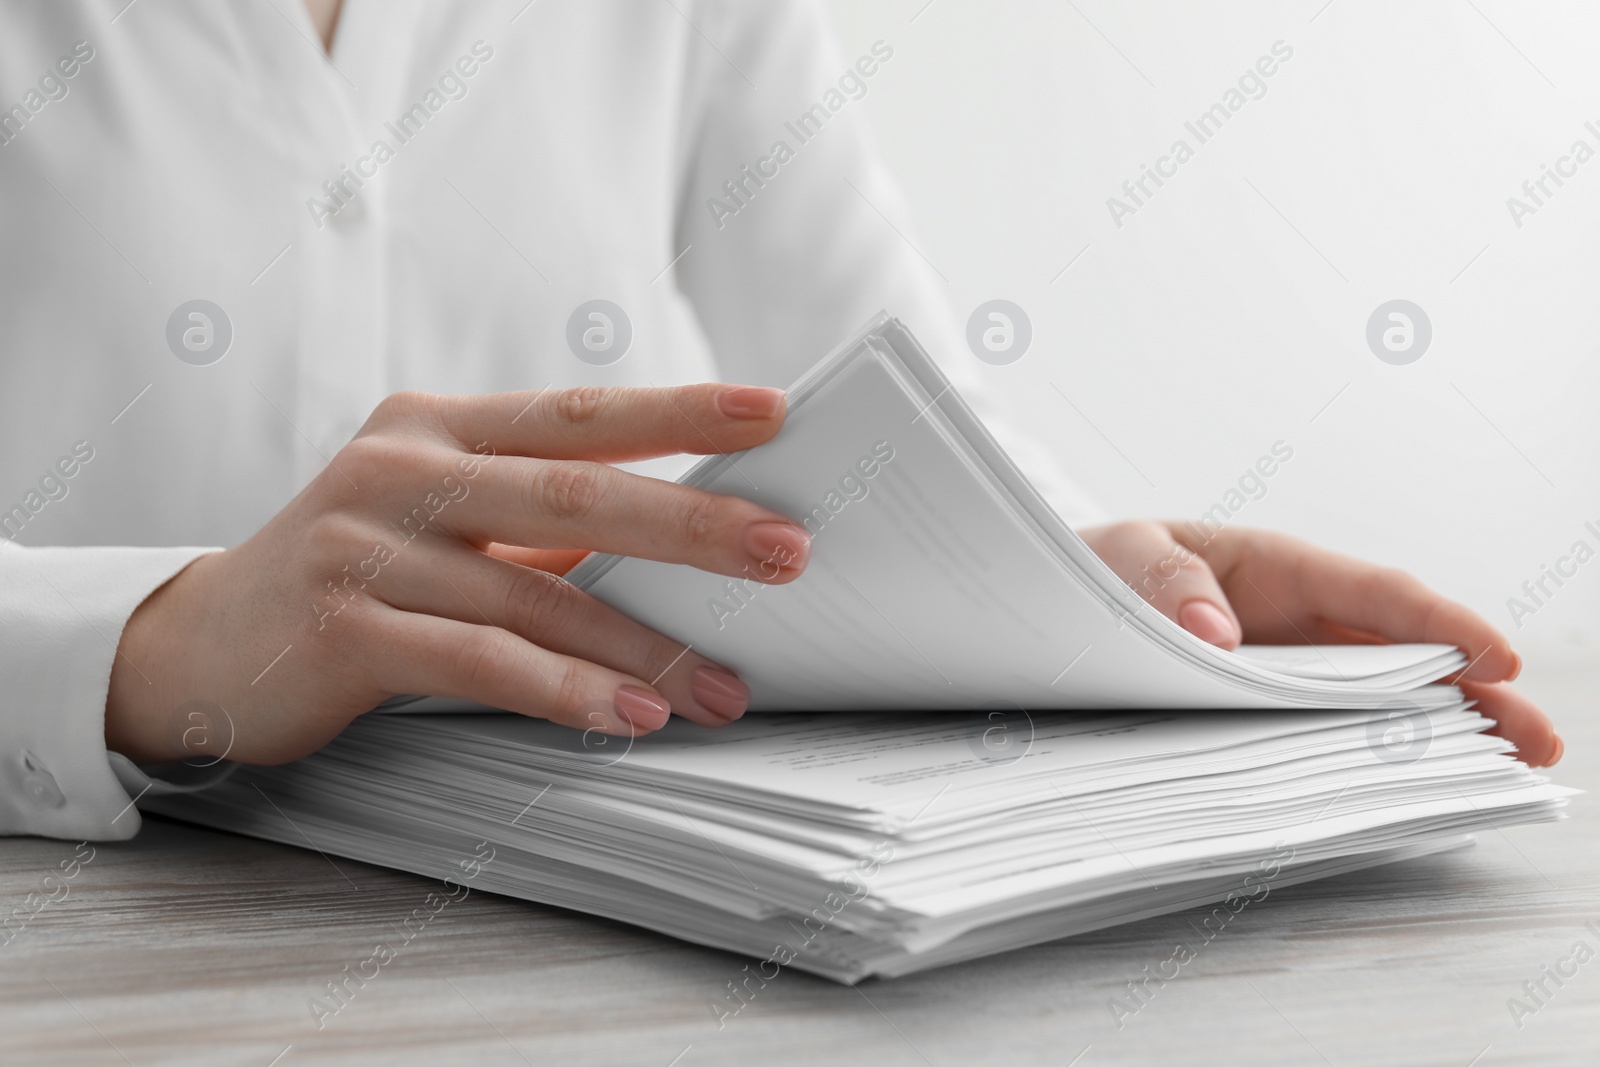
[{"left": 18, "top": 750, "right": 66, "bottom": 809}]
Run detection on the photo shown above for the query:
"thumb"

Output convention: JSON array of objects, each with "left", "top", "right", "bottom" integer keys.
[{"left": 1082, "top": 521, "right": 1244, "bottom": 650}]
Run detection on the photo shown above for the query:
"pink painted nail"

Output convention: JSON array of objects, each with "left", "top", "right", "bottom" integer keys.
[
  {"left": 691, "top": 666, "right": 750, "bottom": 721},
  {"left": 1178, "top": 600, "right": 1241, "bottom": 649},
  {"left": 613, "top": 686, "right": 671, "bottom": 731},
  {"left": 716, "top": 386, "right": 784, "bottom": 420},
  {"left": 743, "top": 522, "right": 810, "bottom": 574}
]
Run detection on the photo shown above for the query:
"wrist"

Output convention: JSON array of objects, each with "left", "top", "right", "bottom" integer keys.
[{"left": 104, "top": 552, "right": 217, "bottom": 763}]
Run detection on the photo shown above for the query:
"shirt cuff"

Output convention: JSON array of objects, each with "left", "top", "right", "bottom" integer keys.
[{"left": 0, "top": 544, "right": 216, "bottom": 839}]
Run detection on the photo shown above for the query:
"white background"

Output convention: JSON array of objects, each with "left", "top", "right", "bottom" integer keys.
[{"left": 827, "top": 0, "right": 1600, "bottom": 660}]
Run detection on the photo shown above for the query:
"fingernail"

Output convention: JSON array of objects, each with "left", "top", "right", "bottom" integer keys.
[
  {"left": 1179, "top": 600, "right": 1241, "bottom": 648},
  {"left": 1509, "top": 651, "right": 1524, "bottom": 681},
  {"left": 717, "top": 386, "right": 785, "bottom": 420},
  {"left": 691, "top": 666, "right": 750, "bottom": 721},
  {"left": 613, "top": 685, "right": 671, "bottom": 731},
  {"left": 1545, "top": 734, "right": 1564, "bottom": 767},
  {"left": 743, "top": 522, "right": 810, "bottom": 574}
]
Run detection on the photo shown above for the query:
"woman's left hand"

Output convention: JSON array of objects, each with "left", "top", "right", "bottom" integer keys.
[{"left": 1078, "top": 521, "right": 1562, "bottom": 768}]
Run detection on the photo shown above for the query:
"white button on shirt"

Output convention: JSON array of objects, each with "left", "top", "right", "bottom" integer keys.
[{"left": 0, "top": 0, "right": 1099, "bottom": 839}]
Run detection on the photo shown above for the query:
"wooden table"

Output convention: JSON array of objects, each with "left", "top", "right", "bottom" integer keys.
[{"left": 3, "top": 659, "right": 1594, "bottom": 1067}]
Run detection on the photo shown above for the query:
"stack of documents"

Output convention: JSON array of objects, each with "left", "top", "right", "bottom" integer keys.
[
  {"left": 148, "top": 314, "right": 1572, "bottom": 981},
  {"left": 151, "top": 706, "right": 1568, "bottom": 982}
]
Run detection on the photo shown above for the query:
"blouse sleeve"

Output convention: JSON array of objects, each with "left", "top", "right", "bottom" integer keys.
[{"left": 0, "top": 543, "right": 230, "bottom": 839}]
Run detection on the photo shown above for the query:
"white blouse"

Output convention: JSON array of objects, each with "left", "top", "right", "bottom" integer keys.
[{"left": 0, "top": 0, "right": 1097, "bottom": 839}]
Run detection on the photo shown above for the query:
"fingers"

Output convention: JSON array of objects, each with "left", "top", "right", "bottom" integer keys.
[
  {"left": 1325, "top": 563, "right": 1518, "bottom": 683},
  {"left": 443, "top": 456, "right": 810, "bottom": 584},
  {"left": 336, "top": 390, "right": 810, "bottom": 586},
  {"left": 372, "top": 608, "right": 671, "bottom": 736},
  {"left": 1185, "top": 528, "right": 1519, "bottom": 684},
  {"left": 1459, "top": 679, "right": 1562, "bottom": 767},
  {"left": 379, "top": 543, "right": 750, "bottom": 727},
  {"left": 1081, "top": 522, "right": 1242, "bottom": 649},
  {"left": 309, "top": 383, "right": 799, "bottom": 741},
  {"left": 421, "top": 384, "right": 788, "bottom": 463}
]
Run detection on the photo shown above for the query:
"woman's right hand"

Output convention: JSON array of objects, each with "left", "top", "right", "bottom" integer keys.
[{"left": 105, "top": 384, "right": 810, "bottom": 765}]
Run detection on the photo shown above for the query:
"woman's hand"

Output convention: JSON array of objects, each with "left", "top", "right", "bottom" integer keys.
[
  {"left": 1078, "top": 521, "right": 1562, "bottom": 768},
  {"left": 106, "top": 385, "right": 810, "bottom": 765}
]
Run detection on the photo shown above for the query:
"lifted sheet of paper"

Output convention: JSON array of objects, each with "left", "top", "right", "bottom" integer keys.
[{"left": 566, "top": 313, "right": 1463, "bottom": 712}]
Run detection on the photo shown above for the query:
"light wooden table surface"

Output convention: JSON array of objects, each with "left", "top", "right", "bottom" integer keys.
[{"left": 3, "top": 659, "right": 1595, "bottom": 1067}]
